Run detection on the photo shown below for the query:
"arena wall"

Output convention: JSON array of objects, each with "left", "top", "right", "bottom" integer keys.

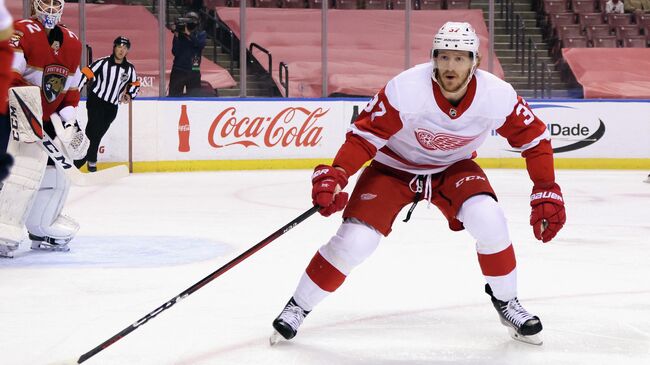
[{"left": 79, "top": 98, "right": 650, "bottom": 172}]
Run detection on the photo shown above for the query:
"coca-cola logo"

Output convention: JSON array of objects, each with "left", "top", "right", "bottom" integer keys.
[{"left": 208, "top": 107, "right": 326, "bottom": 148}]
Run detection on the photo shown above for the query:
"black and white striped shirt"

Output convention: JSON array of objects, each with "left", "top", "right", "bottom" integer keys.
[{"left": 78, "top": 56, "right": 140, "bottom": 105}]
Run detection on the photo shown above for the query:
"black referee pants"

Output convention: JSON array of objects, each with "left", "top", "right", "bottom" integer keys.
[{"left": 75, "top": 92, "right": 118, "bottom": 166}]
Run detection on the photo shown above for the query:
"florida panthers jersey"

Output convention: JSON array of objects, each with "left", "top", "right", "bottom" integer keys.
[
  {"left": 9, "top": 18, "right": 82, "bottom": 121},
  {"left": 335, "top": 63, "right": 550, "bottom": 176}
]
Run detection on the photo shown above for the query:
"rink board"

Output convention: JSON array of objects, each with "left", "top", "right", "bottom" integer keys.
[{"left": 76, "top": 98, "right": 650, "bottom": 172}]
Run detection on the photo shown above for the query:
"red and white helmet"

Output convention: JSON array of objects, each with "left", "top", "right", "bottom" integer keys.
[
  {"left": 33, "top": 0, "right": 65, "bottom": 29},
  {"left": 431, "top": 21, "right": 480, "bottom": 78}
]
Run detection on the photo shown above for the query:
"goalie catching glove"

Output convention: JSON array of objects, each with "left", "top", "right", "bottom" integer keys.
[
  {"left": 311, "top": 164, "right": 349, "bottom": 217},
  {"left": 51, "top": 112, "right": 90, "bottom": 160},
  {"left": 530, "top": 183, "right": 566, "bottom": 243}
]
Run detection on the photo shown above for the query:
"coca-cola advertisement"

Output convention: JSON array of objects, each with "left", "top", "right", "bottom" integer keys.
[
  {"left": 207, "top": 106, "right": 327, "bottom": 149},
  {"left": 151, "top": 101, "right": 350, "bottom": 161}
]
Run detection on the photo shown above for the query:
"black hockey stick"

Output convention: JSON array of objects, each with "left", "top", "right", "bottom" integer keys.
[{"left": 76, "top": 205, "right": 320, "bottom": 364}]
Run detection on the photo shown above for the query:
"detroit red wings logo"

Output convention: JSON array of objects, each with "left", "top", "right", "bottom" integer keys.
[{"left": 414, "top": 128, "right": 478, "bottom": 151}]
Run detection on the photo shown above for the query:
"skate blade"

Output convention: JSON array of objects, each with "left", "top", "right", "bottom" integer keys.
[
  {"left": 30, "top": 243, "right": 70, "bottom": 252},
  {"left": 507, "top": 327, "right": 543, "bottom": 345},
  {"left": 269, "top": 331, "right": 284, "bottom": 346}
]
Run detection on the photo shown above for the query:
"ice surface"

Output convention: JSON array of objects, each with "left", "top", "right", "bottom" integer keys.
[{"left": 1, "top": 169, "right": 649, "bottom": 365}]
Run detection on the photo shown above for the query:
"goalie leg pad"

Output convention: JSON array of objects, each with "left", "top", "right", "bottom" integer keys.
[
  {"left": 8, "top": 86, "right": 44, "bottom": 143},
  {"left": 25, "top": 165, "right": 79, "bottom": 246},
  {"left": 0, "top": 131, "right": 49, "bottom": 248}
]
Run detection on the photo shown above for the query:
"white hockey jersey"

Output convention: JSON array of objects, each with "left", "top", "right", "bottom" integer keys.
[{"left": 335, "top": 63, "right": 550, "bottom": 176}]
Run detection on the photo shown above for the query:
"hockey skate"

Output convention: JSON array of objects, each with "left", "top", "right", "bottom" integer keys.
[
  {"left": 28, "top": 233, "right": 71, "bottom": 252},
  {"left": 270, "top": 297, "right": 310, "bottom": 346},
  {"left": 87, "top": 162, "right": 97, "bottom": 173},
  {"left": 485, "top": 284, "right": 543, "bottom": 345},
  {"left": 0, "top": 241, "right": 19, "bottom": 258}
]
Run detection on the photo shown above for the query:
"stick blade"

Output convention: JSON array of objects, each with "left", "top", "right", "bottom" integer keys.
[{"left": 73, "top": 164, "right": 130, "bottom": 186}]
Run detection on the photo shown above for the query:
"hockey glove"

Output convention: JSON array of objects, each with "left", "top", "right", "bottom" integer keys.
[
  {"left": 51, "top": 113, "right": 90, "bottom": 160},
  {"left": 530, "top": 183, "right": 566, "bottom": 243},
  {"left": 312, "top": 164, "right": 349, "bottom": 217},
  {"left": 0, "top": 152, "right": 14, "bottom": 183}
]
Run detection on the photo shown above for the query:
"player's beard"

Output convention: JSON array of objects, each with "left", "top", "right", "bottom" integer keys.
[{"left": 436, "top": 68, "right": 471, "bottom": 94}]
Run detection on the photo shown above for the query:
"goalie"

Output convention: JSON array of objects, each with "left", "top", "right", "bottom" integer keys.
[{"left": 0, "top": 0, "right": 89, "bottom": 258}]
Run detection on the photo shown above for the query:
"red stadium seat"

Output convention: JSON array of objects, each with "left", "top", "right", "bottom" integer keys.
[
  {"left": 592, "top": 36, "right": 617, "bottom": 47},
  {"left": 571, "top": 0, "right": 597, "bottom": 14},
  {"left": 585, "top": 24, "right": 611, "bottom": 41},
  {"left": 608, "top": 13, "right": 632, "bottom": 29},
  {"left": 637, "top": 14, "right": 650, "bottom": 28},
  {"left": 335, "top": 0, "right": 359, "bottom": 8},
  {"left": 445, "top": 0, "right": 471, "bottom": 9},
  {"left": 282, "top": 0, "right": 306, "bottom": 6},
  {"left": 204, "top": 0, "right": 229, "bottom": 6},
  {"left": 391, "top": 0, "right": 417, "bottom": 8},
  {"left": 419, "top": 0, "right": 443, "bottom": 9},
  {"left": 622, "top": 36, "right": 647, "bottom": 48},
  {"left": 549, "top": 13, "right": 576, "bottom": 28},
  {"left": 563, "top": 35, "right": 589, "bottom": 47},
  {"left": 256, "top": 0, "right": 281, "bottom": 7},
  {"left": 615, "top": 25, "right": 640, "bottom": 42},
  {"left": 364, "top": 0, "right": 388, "bottom": 8},
  {"left": 578, "top": 13, "right": 604, "bottom": 29},
  {"left": 544, "top": 0, "right": 569, "bottom": 14},
  {"left": 556, "top": 24, "right": 582, "bottom": 39}
]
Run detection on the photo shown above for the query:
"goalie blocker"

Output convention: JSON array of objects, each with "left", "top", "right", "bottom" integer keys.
[{"left": 0, "top": 86, "right": 82, "bottom": 258}]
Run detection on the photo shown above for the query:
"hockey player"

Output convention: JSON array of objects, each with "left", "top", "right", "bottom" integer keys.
[
  {"left": 0, "top": 0, "right": 89, "bottom": 258},
  {"left": 0, "top": 0, "right": 13, "bottom": 183},
  {"left": 271, "top": 22, "right": 566, "bottom": 346}
]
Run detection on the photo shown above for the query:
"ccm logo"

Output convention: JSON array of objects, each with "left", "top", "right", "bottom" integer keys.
[{"left": 455, "top": 175, "right": 486, "bottom": 188}]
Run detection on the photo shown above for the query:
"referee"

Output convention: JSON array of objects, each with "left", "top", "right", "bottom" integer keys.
[{"left": 75, "top": 36, "right": 140, "bottom": 172}]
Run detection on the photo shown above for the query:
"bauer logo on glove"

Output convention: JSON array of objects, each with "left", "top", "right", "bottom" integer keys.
[{"left": 529, "top": 183, "right": 566, "bottom": 243}]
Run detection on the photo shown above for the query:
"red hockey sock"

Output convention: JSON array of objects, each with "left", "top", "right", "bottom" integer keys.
[{"left": 305, "top": 251, "right": 347, "bottom": 292}]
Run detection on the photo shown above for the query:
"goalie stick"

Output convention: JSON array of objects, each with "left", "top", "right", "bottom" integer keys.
[
  {"left": 75, "top": 205, "right": 320, "bottom": 364},
  {"left": 42, "top": 135, "right": 129, "bottom": 186},
  {"left": 11, "top": 88, "right": 129, "bottom": 186}
]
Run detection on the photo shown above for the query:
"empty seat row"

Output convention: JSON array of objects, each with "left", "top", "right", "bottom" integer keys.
[
  {"left": 543, "top": 0, "right": 607, "bottom": 14},
  {"left": 557, "top": 23, "right": 649, "bottom": 42},
  {"left": 562, "top": 34, "right": 647, "bottom": 47},
  {"left": 206, "top": 0, "right": 470, "bottom": 9},
  {"left": 548, "top": 12, "right": 648, "bottom": 31}
]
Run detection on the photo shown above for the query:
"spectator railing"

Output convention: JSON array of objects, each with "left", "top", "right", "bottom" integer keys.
[
  {"left": 199, "top": 9, "right": 236, "bottom": 75},
  {"left": 279, "top": 61, "right": 289, "bottom": 97},
  {"left": 249, "top": 43, "right": 273, "bottom": 77},
  {"left": 86, "top": 44, "right": 93, "bottom": 64},
  {"left": 504, "top": 1, "right": 552, "bottom": 98},
  {"left": 527, "top": 38, "right": 553, "bottom": 98}
]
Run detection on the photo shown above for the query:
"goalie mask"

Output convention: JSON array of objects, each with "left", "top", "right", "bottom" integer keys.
[
  {"left": 33, "top": 0, "right": 65, "bottom": 30},
  {"left": 431, "top": 22, "right": 480, "bottom": 89}
]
